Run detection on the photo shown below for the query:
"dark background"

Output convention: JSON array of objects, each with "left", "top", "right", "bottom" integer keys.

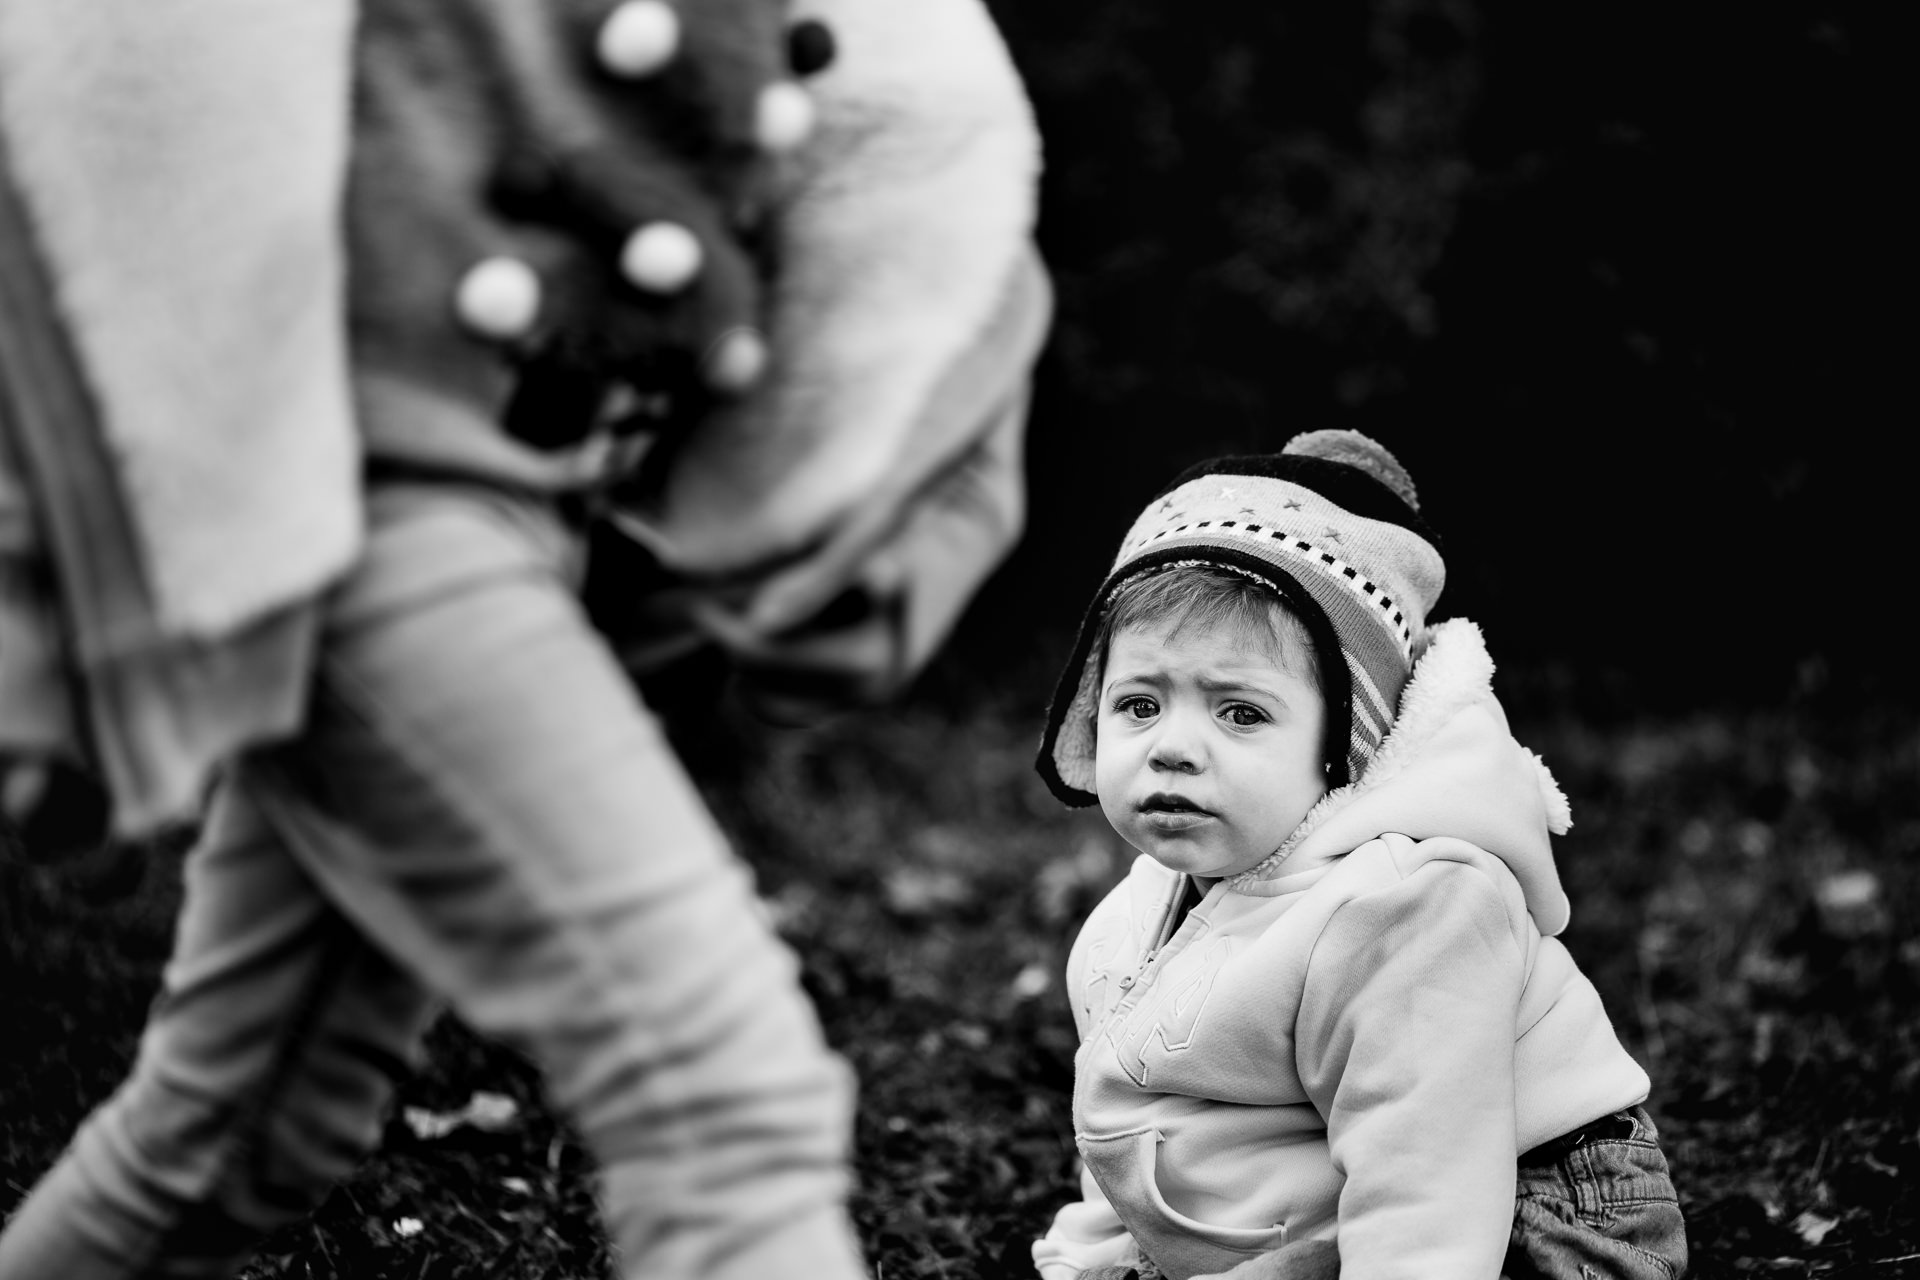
[{"left": 938, "top": 0, "right": 1902, "bottom": 720}]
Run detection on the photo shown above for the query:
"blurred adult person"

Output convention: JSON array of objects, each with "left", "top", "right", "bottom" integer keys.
[{"left": 0, "top": 1, "right": 1046, "bottom": 1277}]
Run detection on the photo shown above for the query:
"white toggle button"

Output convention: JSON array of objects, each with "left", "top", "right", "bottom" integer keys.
[
  {"left": 453, "top": 257, "right": 541, "bottom": 340},
  {"left": 754, "top": 82, "right": 816, "bottom": 152},
  {"left": 620, "top": 222, "right": 704, "bottom": 294},
  {"left": 597, "top": 0, "right": 680, "bottom": 78},
  {"left": 703, "top": 328, "right": 769, "bottom": 393}
]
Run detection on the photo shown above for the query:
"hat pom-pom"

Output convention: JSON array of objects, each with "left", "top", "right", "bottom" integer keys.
[{"left": 1283, "top": 429, "right": 1420, "bottom": 511}]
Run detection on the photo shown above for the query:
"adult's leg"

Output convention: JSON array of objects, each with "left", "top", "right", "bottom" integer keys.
[
  {"left": 0, "top": 782, "right": 438, "bottom": 1280},
  {"left": 247, "top": 481, "right": 865, "bottom": 1280}
]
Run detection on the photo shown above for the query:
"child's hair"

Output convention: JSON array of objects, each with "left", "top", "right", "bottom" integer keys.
[{"left": 1095, "top": 565, "right": 1323, "bottom": 689}]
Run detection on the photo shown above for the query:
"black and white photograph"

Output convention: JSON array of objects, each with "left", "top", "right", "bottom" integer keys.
[{"left": 1, "top": 1, "right": 1906, "bottom": 1277}]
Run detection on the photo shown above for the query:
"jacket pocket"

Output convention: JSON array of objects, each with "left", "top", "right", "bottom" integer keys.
[{"left": 1080, "top": 1128, "right": 1289, "bottom": 1279}]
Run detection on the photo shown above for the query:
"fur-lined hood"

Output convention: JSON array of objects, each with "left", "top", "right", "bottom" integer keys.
[{"left": 1228, "top": 617, "right": 1575, "bottom": 936}]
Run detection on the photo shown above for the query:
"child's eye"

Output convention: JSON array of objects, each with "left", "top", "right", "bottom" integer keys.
[
  {"left": 1222, "top": 704, "right": 1267, "bottom": 727},
  {"left": 1113, "top": 695, "right": 1158, "bottom": 721}
]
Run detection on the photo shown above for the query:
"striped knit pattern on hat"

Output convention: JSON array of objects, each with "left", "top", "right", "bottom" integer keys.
[{"left": 1037, "top": 430, "right": 1446, "bottom": 806}]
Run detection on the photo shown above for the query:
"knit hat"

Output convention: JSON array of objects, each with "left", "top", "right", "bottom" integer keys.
[{"left": 1036, "top": 430, "right": 1446, "bottom": 806}]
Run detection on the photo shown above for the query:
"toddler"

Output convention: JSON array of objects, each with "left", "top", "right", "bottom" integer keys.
[{"left": 1030, "top": 431, "right": 1686, "bottom": 1279}]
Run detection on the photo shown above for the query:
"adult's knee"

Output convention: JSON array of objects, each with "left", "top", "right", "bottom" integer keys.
[
  {"left": 517, "top": 864, "right": 860, "bottom": 1268},
  {"left": 557, "top": 880, "right": 856, "bottom": 1176}
]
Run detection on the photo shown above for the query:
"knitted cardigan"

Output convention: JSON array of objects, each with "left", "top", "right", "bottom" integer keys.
[{"left": 0, "top": 0, "right": 1044, "bottom": 834}]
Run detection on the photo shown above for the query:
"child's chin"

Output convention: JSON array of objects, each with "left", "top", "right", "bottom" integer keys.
[{"left": 1139, "top": 841, "right": 1244, "bottom": 880}]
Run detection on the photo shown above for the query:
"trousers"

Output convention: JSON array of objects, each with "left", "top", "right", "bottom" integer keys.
[
  {"left": 1505, "top": 1106, "right": 1687, "bottom": 1279},
  {"left": 0, "top": 480, "right": 867, "bottom": 1280}
]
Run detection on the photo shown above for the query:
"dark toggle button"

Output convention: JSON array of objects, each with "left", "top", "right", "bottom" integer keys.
[
  {"left": 787, "top": 18, "right": 836, "bottom": 76},
  {"left": 4, "top": 759, "right": 111, "bottom": 866},
  {"left": 503, "top": 365, "right": 608, "bottom": 450},
  {"left": 486, "top": 146, "right": 565, "bottom": 224}
]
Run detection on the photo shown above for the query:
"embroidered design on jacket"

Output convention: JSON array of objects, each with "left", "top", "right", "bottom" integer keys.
[{"left": 1107, "top": 935, "right": 1233, "bottom": 1087}]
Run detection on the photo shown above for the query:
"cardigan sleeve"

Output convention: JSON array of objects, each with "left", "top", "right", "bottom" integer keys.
[{"left": 1293, "top": 843, "right": 1527, "bottom": 1279}]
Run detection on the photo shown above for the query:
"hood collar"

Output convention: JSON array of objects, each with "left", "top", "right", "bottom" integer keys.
[{"left": 1227, "top": 618, "right": 1575, "bottom": 935}]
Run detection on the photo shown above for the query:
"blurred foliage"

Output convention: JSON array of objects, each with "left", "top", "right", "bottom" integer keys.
[{"left": 961, "top": 0, "right": 1901, "bottom": 713}]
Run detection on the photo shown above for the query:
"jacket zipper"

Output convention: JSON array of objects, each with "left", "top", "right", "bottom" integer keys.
[
  {"left": 1118, "top": 873, "right": 1190, "bottom": 992},
  {"left": 1075, "top": 874, "right": 1195, "bottom": 1121}
]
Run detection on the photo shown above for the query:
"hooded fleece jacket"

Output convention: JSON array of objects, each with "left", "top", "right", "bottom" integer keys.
[{"left": 1033, "top": 619, "right": 1651, "bottom": 1280}]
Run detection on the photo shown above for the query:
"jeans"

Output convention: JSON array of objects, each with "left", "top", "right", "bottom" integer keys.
[
  {"left": 0, "top": 481, "right": 866, "bottom": 1280},
  {"left": 1505, "top": 1107, "right": 1688, "bottom": 1279}
]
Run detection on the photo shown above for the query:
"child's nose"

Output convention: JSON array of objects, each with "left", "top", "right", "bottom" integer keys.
[{"left": 1147, "top": 712, "right": 1204, "bottom": 773}]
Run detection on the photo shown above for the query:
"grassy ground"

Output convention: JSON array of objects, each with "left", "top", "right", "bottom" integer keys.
[{"left": 3, "top": 692, "right": 1917, "bottom": 1278}]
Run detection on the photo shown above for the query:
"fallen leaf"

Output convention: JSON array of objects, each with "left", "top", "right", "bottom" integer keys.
[
  {"left": 1010, "top": 962, "right": 1052, "bottom": 1000},
  {"left": 1812, "top": 869, "right": 1889, "bottom": 940},
  {"left": 402, "top": 1090, "right": 521, "bottom": 1141},
  {"left": 883, "top": 865, "right": 973, "bottom": 917},
  {"left": 1790, "top": 1209, "right": 1839, "bottom": 1245}
]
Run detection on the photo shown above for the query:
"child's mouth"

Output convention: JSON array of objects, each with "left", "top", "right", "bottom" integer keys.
[{"left": 1136, "top": 790, "right": 1213, "bottom": 832}]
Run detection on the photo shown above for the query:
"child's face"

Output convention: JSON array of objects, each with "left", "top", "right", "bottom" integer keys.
[{"left": 1094, "top": 617, "right": 1329, "bottom": 882}]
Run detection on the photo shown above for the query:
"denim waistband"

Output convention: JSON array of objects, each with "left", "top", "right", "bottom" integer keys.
[{"left": 1518, "top": 1108, "right": 1641, "bottom": 1167}]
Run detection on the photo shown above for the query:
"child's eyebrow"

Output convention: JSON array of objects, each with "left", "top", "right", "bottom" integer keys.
[
  {"left": 1193, "top": 672, "right": 1286, "bottom": 695},
  {"left": 1102, "top": 668, "right": 1168, "bottom": 691},
  {"left": 1104, "top": 670, "right": 1292, "bottom": 701}
]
